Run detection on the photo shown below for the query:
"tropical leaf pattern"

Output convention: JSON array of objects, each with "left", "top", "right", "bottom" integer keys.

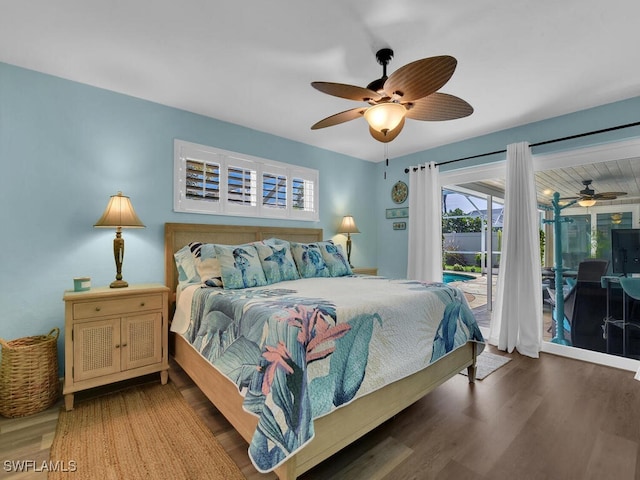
[{"left": 175, "top": 276, "right": 484, "bottom": 473}]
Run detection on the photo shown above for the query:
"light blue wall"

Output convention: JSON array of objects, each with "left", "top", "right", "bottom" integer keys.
[
  {"left": 0, "top": 62, "right": 378, "bottom": 374},
  {"left": 375, "top": 96, "right": 640, "bottom": 279}
]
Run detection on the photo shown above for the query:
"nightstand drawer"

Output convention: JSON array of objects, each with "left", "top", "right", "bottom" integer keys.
[{"left": 73, "top": 294, "right": 163, "bottom": 320}]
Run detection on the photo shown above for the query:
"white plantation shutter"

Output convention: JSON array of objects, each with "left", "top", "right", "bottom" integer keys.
[
  {"left": 185, "top": 159, "right": 220, "bottom": 202},
  {"left": 262, "top": 172, "right": 287, "bottom": 210},
  {"left": 174, "top": 143, "right": 223, "bottom": 214},
  {"left": 226, "top": 157, "right": 258, "bottom": 215},
  {"left": 291, "top": 175, "right": 317, "bottom": 220},
  {"left": 261, "top": 162, "right": 289, "bottom": 219},
  {"left": 174, "top": 140, "right": 319, "bottom": 220}
]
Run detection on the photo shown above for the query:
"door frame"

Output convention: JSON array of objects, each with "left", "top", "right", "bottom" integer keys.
[{"left": 439, "top": 137, "right": 640, "bottom": 373}]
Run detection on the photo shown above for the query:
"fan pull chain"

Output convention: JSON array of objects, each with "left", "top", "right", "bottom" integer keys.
[{"left": 383, "top": 144, "right": 389, "bottom": 179}]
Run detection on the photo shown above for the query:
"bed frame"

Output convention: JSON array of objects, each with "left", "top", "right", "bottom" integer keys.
[{"left": 164, "top": 222, "right": 478, "bottom": 480}]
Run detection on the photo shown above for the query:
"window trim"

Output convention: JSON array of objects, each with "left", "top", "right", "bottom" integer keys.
[{"left": 174, "top": 139, "right": 319, "bottom": 221}]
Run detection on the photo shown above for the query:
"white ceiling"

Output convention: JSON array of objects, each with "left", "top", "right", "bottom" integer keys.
[{"left": 1, "top": 0, "right": 640, "bottom": 164}]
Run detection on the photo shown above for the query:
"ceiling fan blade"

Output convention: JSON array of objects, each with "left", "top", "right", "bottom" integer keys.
[
  {"left": 311, "top": 107, "right": 366, "bottom": 130},
  {"left": 369, "top": 117, "right": 405, "bottom": 143},
  {"left": 594, "top": 192, "right": 627, "bottom": 200},
  {"left": 383, "top": 55, "right": 457, "bottom": 102},
  {"left": 311, "top": 82, "right": 382, "bottom": 102},
  {"left": 405, "top": 93, "right": 473, "bottom": 121}
]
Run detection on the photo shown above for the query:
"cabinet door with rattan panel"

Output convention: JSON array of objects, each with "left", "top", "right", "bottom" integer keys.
[
  {"left": 73, "top": 317, "right": 121, "bottom": 382},
  {"left": 121, "top": 312, "right": 163, "bottom": 371}
]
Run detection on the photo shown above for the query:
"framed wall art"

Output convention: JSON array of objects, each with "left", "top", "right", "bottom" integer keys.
[{"left": 385, "top": 207, "right": 408, "bottom": 219}]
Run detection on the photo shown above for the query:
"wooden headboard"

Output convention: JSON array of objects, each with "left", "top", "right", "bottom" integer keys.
[{"left": 164, "top": 222, "right": 323, "bottom": 295}]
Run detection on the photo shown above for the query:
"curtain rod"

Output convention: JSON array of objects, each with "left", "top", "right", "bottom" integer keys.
[{"left": 403, "top": 120, "right": 640, "bottom": 173}]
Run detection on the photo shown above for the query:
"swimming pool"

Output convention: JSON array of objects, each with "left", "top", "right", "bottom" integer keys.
[{"left": 443, "top": 272, "right": 476, "bottom": 283}]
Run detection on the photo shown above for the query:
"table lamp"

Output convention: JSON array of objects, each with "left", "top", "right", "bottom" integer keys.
[
  {"left": 94, "top": 191, "right": 145, "bottom": 288},
  {"left": 338, "top": 215, "right": 360, "bottom": 267}
]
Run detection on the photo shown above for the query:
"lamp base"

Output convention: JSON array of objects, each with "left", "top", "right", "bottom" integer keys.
[{"left": 110, "top": 279, "right": 129, "bottom": 288}]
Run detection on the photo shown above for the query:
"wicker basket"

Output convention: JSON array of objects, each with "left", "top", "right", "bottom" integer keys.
[{"left": 0, "top": 327, "right": 60, "bottom": 417}]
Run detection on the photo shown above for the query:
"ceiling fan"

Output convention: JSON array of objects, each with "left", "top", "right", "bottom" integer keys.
[
  {"left": 310, "top": 48, "right": 473, "bottom": 143},
  {"left": 561, "top": 179, "right": 627, "bottom": 207}
]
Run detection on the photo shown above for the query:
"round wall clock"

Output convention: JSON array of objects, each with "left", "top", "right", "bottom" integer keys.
[{"left": 391, "top": 180, "right": 408, "bottom": 204}]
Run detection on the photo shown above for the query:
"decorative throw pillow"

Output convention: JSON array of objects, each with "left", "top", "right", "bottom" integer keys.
[
  {"left": 255, "top": 242, "right": 300, "bottom": 284},
  {"left": 290, "top": 242, "right": 330, "bottom": 278},
  {"left": 317, "top": 241, "right": 352, "bottom": 277},
  {"left": 264, "top": 237, "right": 289, "bottom": 247},
  {"left": 174, "top": 244, "right": 201, "bottom": 285},
  {"left": 213, "top": 244, "right": 268, "bottom": 289},
  {"left": 189, "top": 242, "right": 223, "bottom": 287}
]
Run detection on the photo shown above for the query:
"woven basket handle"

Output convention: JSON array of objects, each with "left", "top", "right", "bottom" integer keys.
[
  {"left": 0, "top": 328, "right": 59, "bottom": 348},
  {"left": 48, "top": 327, "right": 60, "bottom": 341}
]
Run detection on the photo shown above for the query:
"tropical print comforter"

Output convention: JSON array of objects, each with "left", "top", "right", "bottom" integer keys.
[{"left": 171, "top": 275, "right": 484, "bottom": 473}]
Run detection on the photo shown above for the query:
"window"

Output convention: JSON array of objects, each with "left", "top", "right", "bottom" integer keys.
[
  {"left": 174, "top": 140, "right": 319, "bottom": 221},
  {"left": 185, "top": 159, "right": 220, "bottom": 203},
  {"left": 262, "top": 171, "right": 287, "bottom": 210}
]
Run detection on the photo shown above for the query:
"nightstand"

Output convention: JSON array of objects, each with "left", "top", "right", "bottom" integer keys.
[
  {"left": 352, "top": 267, "right": 378, "bottom": 275},
  {"left": 62, "top": 284, "right": 169, "bottom": 411}
]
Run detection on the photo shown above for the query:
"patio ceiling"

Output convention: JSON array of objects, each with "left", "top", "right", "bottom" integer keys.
[{"left": 458, "top": 157, "right": 640, "bottom": 207}]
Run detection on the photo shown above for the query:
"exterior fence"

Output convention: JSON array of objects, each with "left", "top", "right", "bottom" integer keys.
[{"left": 443, "top": 232, "right": 501, "bottom": 268}]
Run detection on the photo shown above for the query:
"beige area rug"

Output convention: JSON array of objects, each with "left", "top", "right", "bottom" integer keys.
[{"left": 48, "top": 382, "right": 245, "bottom": 480}]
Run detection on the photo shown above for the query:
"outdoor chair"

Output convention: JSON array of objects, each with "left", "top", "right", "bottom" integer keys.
[{"left": 545, "top": 259, "right": 610, "bottom": 342}]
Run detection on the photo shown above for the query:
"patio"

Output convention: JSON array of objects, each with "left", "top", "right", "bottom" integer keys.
[{"left": 448, "top": 272, "right": 554, "bottom": 338}]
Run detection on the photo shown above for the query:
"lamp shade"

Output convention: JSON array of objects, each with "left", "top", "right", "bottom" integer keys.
[
  {"left": 338, "top": 215, "right": 360, "bottom": 234},
  {"left": 94, "top": 191, "right": 145, "bottom": 228},
  {"left": 364, "top": 103, "right": 406, "bottom": 133}
]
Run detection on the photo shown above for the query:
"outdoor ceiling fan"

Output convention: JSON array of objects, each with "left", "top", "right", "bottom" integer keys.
[
  {"left": 561, "top": 179, "right": 627, "bottom": 207},
  {"left": 310, "top": 48, "right": 473, "bottom": 143}
]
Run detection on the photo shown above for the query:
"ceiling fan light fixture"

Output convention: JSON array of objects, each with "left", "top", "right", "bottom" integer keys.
[
  {"left": 578, "top": 198, "right": 596, "bottom": 207},
  {"left": 311, "top": 48, "right": 470, "bottom": 143},
  {"left": 364, "top": 103, "right": 406, "bottom": 134}
]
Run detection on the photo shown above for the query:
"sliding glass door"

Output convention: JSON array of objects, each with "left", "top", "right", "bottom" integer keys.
[{"left": 441, "top": 188, "right": 503, "bottom": 317}]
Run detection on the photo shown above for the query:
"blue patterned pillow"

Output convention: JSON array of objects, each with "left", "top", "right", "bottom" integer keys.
[
  {"left": 317, "top": 241, "right": 352, "bottom": 277},
  {"left": 174, "top": 244, "right": 200, "bottom": 285},
  {"left": 290, "top": 242, "right": 330, "bottom": 278},
  {"left": 213, "top": 244, "right": 267, "bottom": 289},
  {"left": 255, "top": 243, "right": 300, "bottom": 284},
  {"left": 189, "top": 242, "right": 223, "bottom": 287}
]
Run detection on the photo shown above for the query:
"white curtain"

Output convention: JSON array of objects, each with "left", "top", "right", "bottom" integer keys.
[
  {"left": 489, "top": 142, "right": 542, "bottom": 357},
  {"left": 407, "top": 162, "right": 442, "bottom": 282}
]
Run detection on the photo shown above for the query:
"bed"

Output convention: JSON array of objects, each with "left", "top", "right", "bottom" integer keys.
[{"left": 164, "top": 222, "right": 483, "bottom": 480}]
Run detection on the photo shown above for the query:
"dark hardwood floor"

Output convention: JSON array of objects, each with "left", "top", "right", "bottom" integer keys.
[{"left": 1, "top": 347, "right": 638, "bottom": 479}]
